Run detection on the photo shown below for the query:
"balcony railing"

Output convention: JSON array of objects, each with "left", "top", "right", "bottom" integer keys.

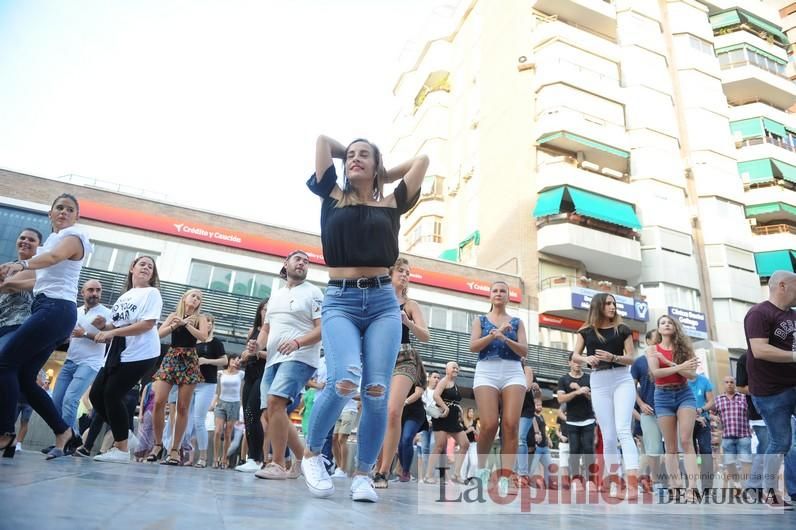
[
  {"left": 537, "top": 212, "right": 638, "bottom": 240},
  {"left": 719, "top": 59, "right": 787, "bottom": 78},
  {"left": 537, "top": 57, "right": 620, "bottom": 85},
  {"left": 78, "top": 268, "right": 573, "bottom": 381},
  {"left": 536, "top": 106, "right": 625, "bottom": 133},
  {"left": 737, "top": 135, "right": 796, "bottom": 153},
  {"left": 539, "top": 274, "right": 644, "bottom": 301},
  {"left": 752, "top": 223, "right": 796, "bottom": 235}
]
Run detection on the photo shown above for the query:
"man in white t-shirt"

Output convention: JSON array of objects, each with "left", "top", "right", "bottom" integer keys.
[
  {"left": 249, "top": 250, "right": 322, "bottom": 480},
  {"left": 52, "top": 280, "right": 112, "bottom": 431}
]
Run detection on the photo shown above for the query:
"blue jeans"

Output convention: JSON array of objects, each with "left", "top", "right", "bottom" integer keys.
[
  {"left": 305, "top": 283, "right": 402, "bottom": 473},
  {"left": 531, "top": 446, "right": 552, "bottom": 483},
  {"left": 692, "top": 418, "right": 714, "bottom": 489},
  {"left": 419, "top": 429, "right": 433, "bottom": 456},
  {"left": 752, "top": 388, "right": 796, "bottom": 493},
  {"left": 516, "top": 416, "right": 534, "bottom": 475},
  {"left": 192, "top": 383, "right": 216, "bottom": 451},
  {"left": 747, "top": 424, "right": 769, "bottom": 489},
  {"left": 398, "top": 418, "right": 424, "bottom": 473},
  {"left": 52, "top": 359, "right": 98, "bottom": 432},
  {"left": 786, "top": 417, "right": 796, "bottom": 497},
  {"left": 0, "top": 295, "right": 76, "bottom": 435}
]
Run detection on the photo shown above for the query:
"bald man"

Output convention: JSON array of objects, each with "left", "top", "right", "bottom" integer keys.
[
  {"left": 52, "top": 279, "right": 113, "bottom": 432},
  {"left": 743, "top": 270, "right": 796, "bottom": 508}
]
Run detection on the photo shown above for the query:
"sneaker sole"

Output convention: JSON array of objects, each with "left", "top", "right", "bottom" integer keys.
[
  {"left": 351, "top": 492, "right": 378, "bottom": 502},
  {"left": 305, "top": 481, "right": 335, "bottom": 498}
]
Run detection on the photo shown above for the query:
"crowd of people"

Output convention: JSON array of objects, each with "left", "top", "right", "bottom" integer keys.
[{"left": 0, "top": 137, "right": 794, "bottom": 510}]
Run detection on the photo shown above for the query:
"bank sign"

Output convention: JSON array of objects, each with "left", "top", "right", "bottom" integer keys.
[
  {"left": 667, "top": 306, "right": 708, "bottom": 340},
  {"left": 571, "top": 287, "right": 649, "bottom": 322}
]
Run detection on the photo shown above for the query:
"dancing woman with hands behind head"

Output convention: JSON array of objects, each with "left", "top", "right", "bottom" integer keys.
[
  {"left": 302, "top": 134, "right": 427, "bottom": 502},
  {"left": 571, "top": 292, "right": 639, "bottom": 499},
  {"left": 647, "top": 315, "right": 700, "bottom": 498}
]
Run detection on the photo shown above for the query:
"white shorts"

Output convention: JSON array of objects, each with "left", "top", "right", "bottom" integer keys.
[
  {"left": 558, "top": 442, "right": 570, "bottom": 468},
  {"left": 473, "top": 358, "right": 527, "bottom": 391}
]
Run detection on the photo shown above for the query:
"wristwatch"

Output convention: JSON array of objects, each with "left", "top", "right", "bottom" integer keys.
[{"left": 16, "top": 260, "right": 29, "bottom": 270}]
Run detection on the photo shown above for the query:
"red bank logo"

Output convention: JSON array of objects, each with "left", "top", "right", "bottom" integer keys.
[{"left": 173, "top": 222, "right": 242, "bottom": 244}]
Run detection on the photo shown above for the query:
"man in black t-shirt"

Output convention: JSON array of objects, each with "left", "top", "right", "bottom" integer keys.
[
  {"left": 743, "top": 270, "right": 796, "bottom": 507},
  {"left": 557, "top": 353, "right": 595, "bottom": 485},
  {"left": 528, "top": 399, "right": 552, "bottom": 488},
  {"left": 735, "top": 351, "right": 767, "bottom": 491}
]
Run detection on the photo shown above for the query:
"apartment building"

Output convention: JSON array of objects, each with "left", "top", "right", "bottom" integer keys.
[{"left": 389, "top": 0, "right": 796, "bottom": 371}]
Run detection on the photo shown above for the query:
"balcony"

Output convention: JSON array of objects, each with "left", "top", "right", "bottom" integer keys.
[
  {"left": 533, "top": 57, "right": 623, "bottom": 103},
  {"left": 709, "top": 266, "right": 762, "bottom": 302},
  {"left": 535, "top": 157, "right": 629, "bottom": 198},
  {"left": 535, "top": 107, "right": 629, "bottom": 173},
  {"left": 537, "top": 217, "right": 642, "bottom": 279},
  {"left": 749, "top": 224, "right": 796, "bottom": 253},
  {"left": 533, "top": 0, "right": 617, "bottom": 40},
  {"left": 719, "top": 56, "right": 796, "bottom": 110},
  {"left": 538, "top": 275, "right": 648, "bottom": 327},
  {"left": 531, "top": 18, "right": 619, "bottom": 60}
]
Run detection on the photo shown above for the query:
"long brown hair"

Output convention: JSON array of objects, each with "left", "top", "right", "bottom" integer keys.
[
  {"left": 578, "top": 292, "right": 622, "bottom": 342},
  {"left": 657, "top": 315, "right": 695, "bottom": 364},
  {"left": 335, "top": 138, "right": 387, "bottom": 208},
  {"left": 124, "top": 255, "right": 160, "bottom": 291}
]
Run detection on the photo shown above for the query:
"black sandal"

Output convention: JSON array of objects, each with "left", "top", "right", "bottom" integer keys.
[
  {"left": 1, "top": 433, "right": 16, "bottom": 458},
  {"left": 146, "top": 444, "right": 164, "bottom": 463},
  {"left": 160, "top": 449, "right": 180, "bottom": 466}
]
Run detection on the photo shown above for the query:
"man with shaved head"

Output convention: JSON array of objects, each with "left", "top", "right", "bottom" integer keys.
[
  {"left": 51, "top": 279, "right": 113, "bottom": 433},
  {"left": 743, "top": 270, "right": 796, "bottom": 508}
]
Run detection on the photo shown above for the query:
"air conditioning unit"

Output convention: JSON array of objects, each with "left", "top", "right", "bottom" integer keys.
[
  {"left": 748, "top": 218, "right": 758, "bottom": 227},
  {"left": 740, "top": 172, "right": 751, "bottom": 184},
  {"left": 733, "top": 131, "right": 744, "bottom": 147}
]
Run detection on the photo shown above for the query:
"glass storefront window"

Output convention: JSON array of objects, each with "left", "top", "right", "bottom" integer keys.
[
  {"left": 0, "top": 206, "right": 51, "bottom": 264},
  {"left": 210, "top": 266, "right": 233, "bottom": 292}
]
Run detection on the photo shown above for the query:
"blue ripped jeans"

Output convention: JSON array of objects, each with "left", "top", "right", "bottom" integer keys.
[{"left": 305, "top": 282, "right": 401, "bottom": 474}]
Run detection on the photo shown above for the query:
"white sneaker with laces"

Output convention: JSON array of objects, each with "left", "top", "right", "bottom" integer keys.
[
  {"left": 235, "top": 459, "right": 260, "bottom": 473},
  {"left": 331, "top": 468, "right": 348, "bottom": 479},
  {"left": 93, "top": 447, "right": 130, "bottom": 464},
  {"left": 302, "top": 455, "right": 335, "bottom": 498},
  {"left": 350, "top": 475, "right": 378, "bottom": 503}
]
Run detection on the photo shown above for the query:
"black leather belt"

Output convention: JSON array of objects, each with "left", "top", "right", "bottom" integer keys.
[{"left": 328, "top": 275, "right": 391, "bottom": 289}]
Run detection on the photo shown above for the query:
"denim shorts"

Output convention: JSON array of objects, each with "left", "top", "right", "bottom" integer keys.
[
  {"left": 259, "top": 360, "right": 317, "bottom": 412},
  {"left": 721, "top": 437, "right": 753, "bottom": 466},
  {"left": 654, "top": 385, "right": 696, "bottom": 417},
  {"left": 214, "top": 399, "right": 240, "bottom": 421}
]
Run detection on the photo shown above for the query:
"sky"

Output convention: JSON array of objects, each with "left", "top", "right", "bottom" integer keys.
[{"left": 0, "top": 0, "right": 434, "bottom": 233}]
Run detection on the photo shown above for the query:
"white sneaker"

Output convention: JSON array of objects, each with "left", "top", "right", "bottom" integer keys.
[
  {"left": 15, "top": 443, "right": 22, "bottom": 452},
  {"left": 235, "top": 459, "right": 260, "bottom": 473},
  {"left": 331, "top": 468, "right": 348, "bottom": 479},
  {"left": 350, "top": 475, "right": 378, "bottom": 503},
  {"left": 302, "top": 455, "right": 335, "bottom": 498},
  {"left": 93, "top": 447, "right": 130, "bottom": 464}
]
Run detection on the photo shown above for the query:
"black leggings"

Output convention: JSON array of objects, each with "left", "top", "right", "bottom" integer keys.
[
  {"left": 89, "top": 359, "right": 155, "bottom": 442},
  {"left": 241, "top": 375, "right": 263, "bottom": 462},
  {"left": 567, "top": 423, "right": 596, "bottom": 479}
]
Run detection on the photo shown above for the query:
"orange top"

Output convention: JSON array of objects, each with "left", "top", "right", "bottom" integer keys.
[{"left": 654, "top": 344, "right": 686, "bottom": 386}]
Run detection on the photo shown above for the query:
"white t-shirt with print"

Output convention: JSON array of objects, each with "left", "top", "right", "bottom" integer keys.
[
  {"left": 264, "top": 281, "right": 323, "bottom": 369},
  {"left": 34, "top": 226, "right": 92, "bottom": 302},
  {"left": 67, "top": 304, "right": 114, "bottom": 370},
  {"left": 110, "top": 287, "right": 163, "bottom": 363}
]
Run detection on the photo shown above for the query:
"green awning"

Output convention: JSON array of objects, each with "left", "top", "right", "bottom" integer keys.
[
  {"left": 715, "top": 43, "right": 787, "bottom": 65},
  {"left": 763, "top": 118, "right": 787, "bottom": 137},
  {"left": 438, "top": 248, "right": 458, "bottom": 262},
  {"left": 710, "top": 10, "right": 742, "bottom": 30},
  {"left": 567, "top": 187, "right": 642, "bottom": 230},
  {"left": 710, "top": 9, "right": 788, "bottom": 45},
  {"left": 743, "top": 11, "right": 788, "bottom": 44},
  {"left": 738, "top": 159, "right": 775, "bottom": 183},
  {"left": 537, "top": 132, "right": 630, "bottom": 159},
  {"left": 772, "top": 160, "right": 796, "bottom": 183},
  {"left": 745, "top": 203, "right": 782, "bottom": 216},
  {"left": 730, "top": 118, "right": 764, "bottom": 139},
  {"left": 533, "top": 187, "right": 566, "bottom": 217},
  {"left": 459, "top": 230, "right": 481, "bottom": 249},
  {"left": 755, "top": 250, "right": 796, "bottom": 277}
]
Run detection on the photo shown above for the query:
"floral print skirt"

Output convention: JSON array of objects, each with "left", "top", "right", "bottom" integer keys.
[{"left": 153, "top": 346, "right": 204, "bottom": 385}]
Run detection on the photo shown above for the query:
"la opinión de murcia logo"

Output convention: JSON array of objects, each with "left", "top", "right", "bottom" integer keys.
[{"left": 173, "top": 223, "right": 242, "bottom": 244}]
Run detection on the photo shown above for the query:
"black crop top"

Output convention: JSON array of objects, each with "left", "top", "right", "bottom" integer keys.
[
  {"left": 578, "top": 324, "right": 632, "bottom": 370},
  {"left": 171, "top": 324, "right": 198, "bottom": 348},
  {"left": 307, "top": 165, "right": 420, "bottom": 268},
  {"left": 400, "top": 304, "right": 410, "bottom": 344}
]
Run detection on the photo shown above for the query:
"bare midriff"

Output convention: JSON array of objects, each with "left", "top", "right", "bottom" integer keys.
[{"left": 328, "top": 266, "right": 389, "bottom": 280}]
